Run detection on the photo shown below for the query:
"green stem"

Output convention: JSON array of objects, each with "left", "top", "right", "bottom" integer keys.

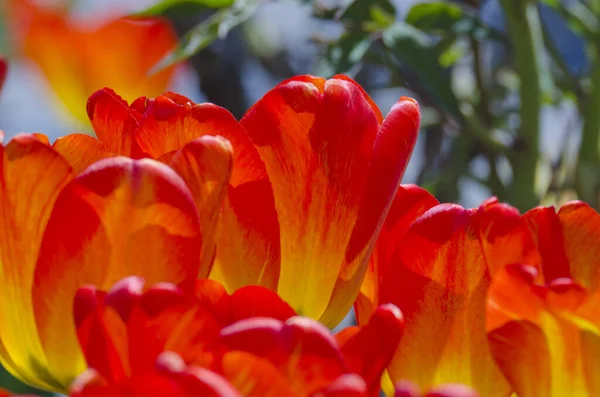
[{"left": 499, "top": 0, "right": 543, "bottom": 211}]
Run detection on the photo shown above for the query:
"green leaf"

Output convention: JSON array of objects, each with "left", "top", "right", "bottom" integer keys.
[
  {"left": 150, "top": 0, "right": 258, "bottom": 72},
  {"left": 134, "top": 0, "right": 235, "bottom": 17},
  {"left": 313, "top": 33, "right": 373, "bottom": 77},
  {"left": 406, "top": 2, "right": 507, "bottom": 42},
  {"left": 382, "top": 22, "right": 462, "bottom": 121},
  {"left": 314, "top": 0, "right": 396, "bottom": 30}
]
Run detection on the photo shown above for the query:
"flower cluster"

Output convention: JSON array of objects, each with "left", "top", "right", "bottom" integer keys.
[{"left": 0, "top": 57, "right": 598, "bottom": 396}]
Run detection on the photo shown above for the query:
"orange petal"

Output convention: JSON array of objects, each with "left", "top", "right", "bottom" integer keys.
[
  {"left": 355, "top": 185, "right": 438, "bottom": 324},
  {"left": 221, "top": 351, "right": 297, "bottom": 397},
  {"left": 169, "top": 136, "right": 233, "bottom": 276},
  {"left": 0, "top": 134, "right": 74, "bottom": 391},
  {"left": 31, "top": 157, "right": 202, "bottom": 388},
  {"left": 557, "top": 201, "right": 600, "bottom": 289},
  {"left": 486, "top": 264, "right": 600, "bottom": 397},
  {"left": 10, "top": 0, "right": 176, "bottom": 124},
  {"left": 53, "top": 134, "right": 116, "bottom": 173},
  {"left": 120, "top": 91, "right": 280, "bottom": 291},
  {"left": 86, "top": 88, "right": 141, "bottom": 157},
  {"left": 374, "top": 200, "right": 530, "bottom": 395},
  {"left": 134, "top": 95, "right": 258, "bottom": 176},
  {"left": 240, "top": 75, "right": 419, "bottom": 324}
]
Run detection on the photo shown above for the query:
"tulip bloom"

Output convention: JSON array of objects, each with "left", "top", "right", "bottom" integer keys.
[
  {"left": 486, "top": 202, "right": 600, "bottom": 397},
  {"left": 57, "top": 75, "right": 421, "bottom": 326},
  {"left": 72, "top": 277, "right": 404, "bottom": 396},
  {"left": 5, "top": 0, "right": 176, "bottom": 124},
  {"left": 0, "top": 133, "right": 231, "bottom": 391},
  {"left": 356, "top": 185, "right": 542, "bottom": 395}
]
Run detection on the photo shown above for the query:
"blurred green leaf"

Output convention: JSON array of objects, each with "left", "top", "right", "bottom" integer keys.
[
  {"left": 151, "top": 0, "right": 259, "bottom": 72},
  {"left": 314, "top": 0, "right": 396, "bottom": 30},
  {"left": 382, "top": 22, "right": 462, "bottom": 121},
  {"left": 313, "top": 33, "right": 373, "bottom": 77},
  {"left": 406, "top": 2, "right": 507, "bottom": 42},
  {"left": 134, "top": 0, "right": 235, "bottom": 17}
]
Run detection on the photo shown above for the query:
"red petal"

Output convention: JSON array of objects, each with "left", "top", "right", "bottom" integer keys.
[
  {"left": 356, "top": 185, "right": 438, "bottom": 324},
  {"left": 241, "top": 75, "right": 397, "bottom": 324},
  {"left": 86, "top": 88, "right": 140, "bottom": 157},
  {"left": 339, "top": 303, "right": 404, "bottom": 395},
  {"left": 557, "top": 201, "right": 600, "bottom": 289}
]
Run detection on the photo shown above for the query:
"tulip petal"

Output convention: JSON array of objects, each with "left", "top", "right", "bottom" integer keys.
[
  {"left": 0, "top": 135, "right": 74, "bottom": 391},
  {"left": 220, "top": 316, "right": 347, "bottom": 392},
  {"left": 86, "top": 88, "right": 141, "bottom": 156},
  {"left": 135, "top": 96, "right": 256, "bottom": 176},
  {"left": 486, "top": 264, "right": 600, "bottom": 397},
  {"left": 557, "top": 202, "right": 600, "bottom": 289},
  {"left": 53, "top": 134, "right": 116, "bottom": 173},
  {"left": 525, "top": 202, "right": 600, "bottom": 288},
  {"left": 169, "top": 136, "right": 233, "bottom": 275},
  {"left": 32, "top": 157, "right": 202, "bottom": 386},
  {"left": 220, "top": 351, "right": 296, "bottom": 396},
  {"left": 211, "top": 179, "right": 281, "bottom": 291},
  {"left": 375, "top": 201, "right": 520, "bottom": 395},
  {"left": 240, "top": 75, "right": 382, "bottom": 321},
  {"left": 316, "top": 374, "right": 368, "bottom": 397},
  {"left": 355, "top": 185, "right": 438, "bottom": 324},
  {"left": 323, "top": 98, "right": 421, "bottom": 327},
  {"left": 338, "top": 304, "right": 404, "bottom": 395}
]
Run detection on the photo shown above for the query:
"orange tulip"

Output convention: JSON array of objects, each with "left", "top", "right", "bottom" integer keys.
[
  {"left": 357, "top": 185, "right": 542, "bottom": 395},
  {"left": 0, "top": 133, "right": 230, "bottom": 392},
  {"left": 486, "top": 202, "right": 600, "bottom": 397},
  {"left": 58, "top": 75, "right": 421, "bottom": 327},
  {"left": 5, "top": 0, "right": 176, "bottom": 124}
]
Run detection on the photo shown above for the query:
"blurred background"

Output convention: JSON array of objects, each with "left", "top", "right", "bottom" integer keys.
[{"left": 0, "top": 0, "right": 598, "bottom": 394}]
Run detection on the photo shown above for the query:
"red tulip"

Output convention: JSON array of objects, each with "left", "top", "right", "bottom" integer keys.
[{"left": 57, "top": 75, "right": 420, "bottom": 326}]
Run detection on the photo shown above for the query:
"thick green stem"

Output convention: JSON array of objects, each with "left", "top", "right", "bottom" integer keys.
[
  {"left": 499, "top": 0, "right": 543, "bottom": 211},
  {"left": 577, "top": 31, "right": 600, "bottom": 208}
]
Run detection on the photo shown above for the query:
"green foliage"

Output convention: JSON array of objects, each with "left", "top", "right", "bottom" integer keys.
[
  {"left": 134, "top": 0, "right": 235, "bottom": 17},
  {"left": 139, "top": 0, "right": 600, "bottom": 209},
  {"left": 147, "top": 0, "right": 259, "bottom": 72},
  {"left": 381, "top": 22, "right": 461, "bottom": 122},
  {"left": 406, "top": 2, "right": 506, "bottom": 42}
]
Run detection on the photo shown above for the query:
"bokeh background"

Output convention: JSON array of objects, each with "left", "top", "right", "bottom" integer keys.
[{"left": 0, "top": 0, "right": 597, "bottom": 394}]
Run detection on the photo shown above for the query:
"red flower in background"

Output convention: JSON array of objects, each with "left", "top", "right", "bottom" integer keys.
[
  {"left": 4, "top": 0, "right": 177, "bottom": 124},
  {"left": 55, "top": 75, "right": 420, "bottom": 327},
  {"left": 71, "top": 277, "right": 404, "bottom": 397}
]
